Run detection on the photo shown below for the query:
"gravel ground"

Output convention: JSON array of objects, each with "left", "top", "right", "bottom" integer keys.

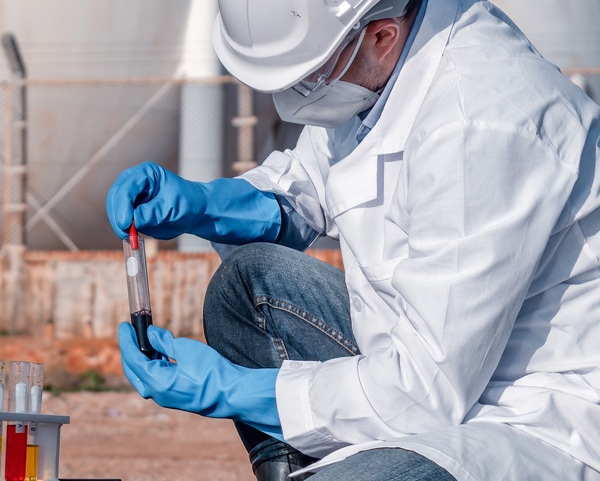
[{"left": 42, "top": 391, "right": 255, "bottom": 481}]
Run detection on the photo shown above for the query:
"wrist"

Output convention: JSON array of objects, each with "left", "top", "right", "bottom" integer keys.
[{"left": 230, "top": 367, "right": 283, "bottom": 441}]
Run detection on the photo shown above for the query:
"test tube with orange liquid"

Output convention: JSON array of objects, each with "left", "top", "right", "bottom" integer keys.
[{"left": 25, "top": 363, "right": 43, "bottom": 481}]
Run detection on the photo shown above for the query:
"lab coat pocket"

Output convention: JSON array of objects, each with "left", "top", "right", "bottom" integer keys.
[{"left": 358, "top": 257, "right": 403, "bottom": 314}]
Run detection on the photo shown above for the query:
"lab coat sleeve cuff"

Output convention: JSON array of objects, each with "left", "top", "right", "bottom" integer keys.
[
  {"left": 276, "top": 360, "right": 340, "bottom": 457},
  {"left": 277, "top": 357, "right": 383, "bottom": 458}
]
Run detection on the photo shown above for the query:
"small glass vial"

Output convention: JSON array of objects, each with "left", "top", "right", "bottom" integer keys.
[
  {"left": 25, "top": 363, "right": 43, "bottom": 481},
  {"left": 5, "top": 361, "right": 30, "bottom": 481},
  {"left": 0, "top": 359, "right": 5, "bottom": 409},
  {"left": 0, "top": 360, "right": 6, "bottom": 476},
  {"left": 123, "top": 223, "right": 155, "bottom": 358}
]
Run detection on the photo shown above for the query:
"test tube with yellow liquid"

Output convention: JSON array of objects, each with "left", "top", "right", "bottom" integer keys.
[{"left": 25, "top": 363, "right": 43, "bottom": 481}]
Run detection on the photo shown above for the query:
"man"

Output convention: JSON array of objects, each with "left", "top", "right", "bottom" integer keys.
[{"left": 106, "top": 0, "right": 600, "bottom": 480}]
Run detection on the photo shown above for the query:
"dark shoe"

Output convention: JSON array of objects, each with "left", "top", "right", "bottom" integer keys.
[{"left": 249, "top": 438, "right": 319, "bottom": 480}]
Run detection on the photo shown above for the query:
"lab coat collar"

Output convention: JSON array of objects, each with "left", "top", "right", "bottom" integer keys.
[
  {"left": 326, "top": 0, "right": 458, "bottom": 218},
  {"left": 376, "top": 0, "right": 458, "bottom": 154}
]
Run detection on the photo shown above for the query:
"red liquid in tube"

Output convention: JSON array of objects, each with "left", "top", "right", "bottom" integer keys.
[{"left": 5, "top": 423, "right": 28, "bottom": 481}]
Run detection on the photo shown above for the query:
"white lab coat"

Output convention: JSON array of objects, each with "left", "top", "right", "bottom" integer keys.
[{"left": 241, "top": 0, "right": 600, "bottom": 479}]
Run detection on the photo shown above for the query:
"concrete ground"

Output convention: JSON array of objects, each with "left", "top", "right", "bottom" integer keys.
[{"left": 45, "top": 391, "right": 255, "bottom": 481}]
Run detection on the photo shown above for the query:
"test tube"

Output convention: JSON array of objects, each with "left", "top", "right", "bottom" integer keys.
[
  {"left": 123, "top": 222, "right": 156, "bottom": 358},
  {"left": 1, "top": 359, "right": 5, "bottom": 409},
  {"left": 5, "top": 361, "right": 30, "bottom": 481},
  {"left": 0, "top": 360, "right": 6, "bottom": 475},
  {"left": 25, "top": 363, "right": 43, "bottom": 481}
]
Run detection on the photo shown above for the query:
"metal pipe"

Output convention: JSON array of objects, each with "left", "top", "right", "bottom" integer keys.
[
  {"left": 231, "top": 83, "right": 258, "bottom": 175},
  {"left": 1, "top": 33, "right": 27, "bottom": 248}
]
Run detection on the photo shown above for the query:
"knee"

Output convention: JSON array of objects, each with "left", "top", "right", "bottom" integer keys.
[
  {"left": 219, "top": 242, "right": 288, "bottom": 270},
  {"left": 203, "top": 243, "right": 288, "bottom": 340},
  {"left": 208, "top": 242, "right": 291, "bottom": 292},
  {"left": 206, "top": 243, "right": 281, "bottom": 297}
]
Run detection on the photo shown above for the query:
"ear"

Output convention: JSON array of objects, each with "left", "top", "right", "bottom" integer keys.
[{"left": 364, "top": 18, "right": 402, "bottom": 63}]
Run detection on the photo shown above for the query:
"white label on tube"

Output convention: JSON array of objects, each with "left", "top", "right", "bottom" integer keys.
[
  {"left": 15, "top": 381, "right": 27, "bottom": 413},
  {"left": 29, "top": 422, "right": 39, "bottom": 443},
  {"left": 127, "top": 256, "right": 139, "bottom": 277},
  {"left": 30, "top": 385, "right": 42, "bottom": 414}
]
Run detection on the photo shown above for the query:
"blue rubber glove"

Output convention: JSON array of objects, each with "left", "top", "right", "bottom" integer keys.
[
  {"left": 119, "top": 322, "right": 283, "bottom": 441},
  {"left": 106, "top": 161, "right": 281, "bottom": 243}
]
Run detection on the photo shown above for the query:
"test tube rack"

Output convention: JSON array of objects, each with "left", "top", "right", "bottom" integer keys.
[{"left": 0, "top": 411, "right": 70, "bottom": 481}]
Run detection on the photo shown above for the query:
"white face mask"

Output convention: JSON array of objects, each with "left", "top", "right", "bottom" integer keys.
[
  {"left": 272, "top": 81, "right": 379, "bottom": 128},
  {"left": 272, "top": 28, "right": 379, "bottom": 128}
]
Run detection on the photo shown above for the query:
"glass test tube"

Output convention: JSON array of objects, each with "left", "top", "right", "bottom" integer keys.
[
  {"left": 5, "top": 361, "right": 30, "bottom": 481},
  {"left": 25, "top": 363, "right": 43, "bottom": 481},
  {"left": 0, "top": 360, "right": 5, "bottom": 475},
  {"left": 123, "top": 223, "right": 156, "bottom": 358}
]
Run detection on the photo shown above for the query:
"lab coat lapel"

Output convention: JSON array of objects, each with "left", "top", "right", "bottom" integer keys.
[
  {"left": 326, "top": 0, "right": 457, "bottom": 218},
  {"left": 326, "top": 131, "right": 380, "bottom": 218}
]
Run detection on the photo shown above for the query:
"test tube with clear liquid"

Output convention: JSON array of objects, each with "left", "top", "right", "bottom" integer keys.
[
  {"left": 25, "top": 363, "right": 43, "bottom": 481},
  {"left": 123, "top": 223, "right": 156, "bottom": 358},
  {"left": 5, "top": 361, "right": 30, "bottom": 481}
]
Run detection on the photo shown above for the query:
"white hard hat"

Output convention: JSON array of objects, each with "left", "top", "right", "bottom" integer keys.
[{"left": 212, "top": 0, "right": 411, "bottom": 93}]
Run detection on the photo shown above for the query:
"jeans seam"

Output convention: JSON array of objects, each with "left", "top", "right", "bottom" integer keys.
[
  {"left": 254, "top": 295, "right": 359, "bottom": 357},
  {"left": 256, "top": 312, "right": 267, "bottom": 331},
  {"left": 272, "top": 338, "right": 289, "bottom": 364}
]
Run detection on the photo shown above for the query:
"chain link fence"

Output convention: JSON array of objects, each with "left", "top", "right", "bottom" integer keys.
[
  {"left": 0, "top": 74, "right": 302, "bottom": 335},
  {"left": 0, "top": 75, "right": 295, "bottom": 252}
]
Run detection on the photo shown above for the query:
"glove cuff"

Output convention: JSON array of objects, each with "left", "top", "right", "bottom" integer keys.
[{"left": 192, "top": 178, "right": 281, "bottom": 244}]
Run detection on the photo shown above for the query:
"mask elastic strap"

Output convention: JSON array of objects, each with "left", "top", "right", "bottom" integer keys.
[
  {"left": 329, "top": 27, "right": 366, "bottom": 85},
  {"left": 291, "top": 26, "right": 367, "bottom": 97}
]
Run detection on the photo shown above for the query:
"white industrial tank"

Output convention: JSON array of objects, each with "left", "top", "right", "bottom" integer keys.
[{"left": 0, "top": 0, "right": 221, "bottom": 251}]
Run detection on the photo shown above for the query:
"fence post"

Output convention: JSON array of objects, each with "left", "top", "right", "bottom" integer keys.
[
  {"left": 1, "top": 33, "right": 27, "bottom": 248},
  {"left": 231, "top": 83, "right": 258, "bottom": 175},
  {"left": 1, "top": 34, "right": 28, "bottom": 333}
]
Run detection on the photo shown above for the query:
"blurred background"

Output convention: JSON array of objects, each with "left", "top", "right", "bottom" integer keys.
[
  {"left": 1, "top": 0, "right": 598, "bottom": 254},
  {"left": 0, "top": 1, "right": 598, "bottom": 479}
]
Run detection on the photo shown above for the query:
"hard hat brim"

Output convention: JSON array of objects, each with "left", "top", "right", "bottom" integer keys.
[{"left": 212, "top": 14, "right": 344, "bottom": 93}]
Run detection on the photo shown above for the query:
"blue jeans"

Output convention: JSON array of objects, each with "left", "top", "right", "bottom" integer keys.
[{"left": 203, "top": 243, "right": 456, "bottom": 481}]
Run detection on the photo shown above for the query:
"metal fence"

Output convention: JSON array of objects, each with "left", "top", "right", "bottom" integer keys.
[
  {"left": 0, "top": 74, "right": 308, "bottom": 337},
  {"left": 0, "top": 75, "right": 287, "bottom": 252}
]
